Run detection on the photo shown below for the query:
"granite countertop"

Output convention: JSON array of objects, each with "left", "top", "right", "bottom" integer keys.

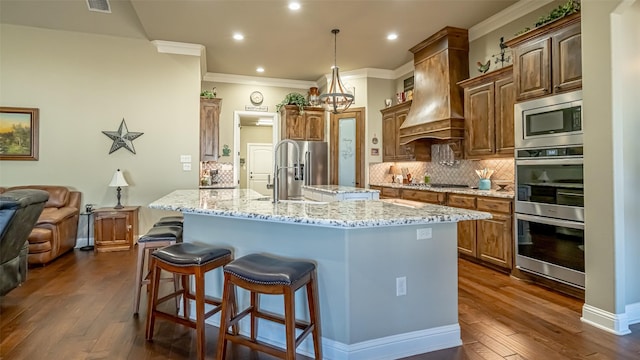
[
  {"left": 369, "top": 182, "right": 515, "bottom": 199},
  {"left": 148, "top": 189, "right": 491, "bottom": 228},
  {"left": 302, "top": 185, "right": 380, "bottom": 194}
]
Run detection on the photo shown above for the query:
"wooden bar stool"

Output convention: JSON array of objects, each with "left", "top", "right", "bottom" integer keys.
[
  {"left": 133, "top": 225, "right": 183, "bottom": 316},
  {"left": 153, "top": 215, "right": 184, "bottom": 227},
  {"left": 216, "top": 253, "right": 322, "bottom": 360},
  {"left": 145, "top": 242, "right": 233, "bottom": 360}
]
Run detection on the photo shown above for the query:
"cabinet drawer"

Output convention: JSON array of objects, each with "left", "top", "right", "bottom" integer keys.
[
  {"left": 477, "top": 197, "right": 512, "bottom": 214},
  {"left": 381, "top": 187, "right": 401, "bottom": 198},
  {"left": 447, "top": 194, "right": 477, "bottom": 209},
  {"left": 401, "top": 190, "right": 444, "bottom": 204}
]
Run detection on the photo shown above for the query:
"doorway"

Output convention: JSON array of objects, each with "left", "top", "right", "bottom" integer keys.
[
  {"left": 330, "top": 107, "right": 365, "bottom": 187},
  {"left": 233, "top": 111, "right": 278, "bottom": 189},
  {"left": 247, "top": 143, "right": 272, "bottom": 196}
]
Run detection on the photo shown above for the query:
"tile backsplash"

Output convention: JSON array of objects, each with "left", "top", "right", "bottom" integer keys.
[
  {"left": 369, "top": 158, "right": 514, "bottom": 189},
  {"left": 200, "top": 161, "right": 234, "bottom": 184}
]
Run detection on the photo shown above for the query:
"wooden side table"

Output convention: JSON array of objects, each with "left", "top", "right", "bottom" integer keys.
[{"left": 93, "top": 206, "right": 139, "bottom": 253}]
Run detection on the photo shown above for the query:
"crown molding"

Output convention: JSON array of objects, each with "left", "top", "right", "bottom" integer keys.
[
  {"left": 468, "top": 0, "right": 554, "bottom": 42},
  {"left": 203, "top": 72, "right": 317, "bottom": 89},
  {"left": 151, "top": 40, "right": 207, "bottom": 77},
  {"left": 393, "top": 61, "right": 415, "bottom": 78}
]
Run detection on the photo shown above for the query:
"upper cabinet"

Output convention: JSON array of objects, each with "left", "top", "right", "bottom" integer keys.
[
  {"left": 381, "top": 101, "right": 415, "bottom": 162},
  {"left": 506, "top": 13, "right": 581, "bottom": 101},
  {"left": 459, "top": 66, "right": 515, "bottom": 158},
  {"left": 279, "top": 105, "right": 325, "bottom": 141},
  {"left": 200, "top": 98, "right": 221, "bottom": 161}
]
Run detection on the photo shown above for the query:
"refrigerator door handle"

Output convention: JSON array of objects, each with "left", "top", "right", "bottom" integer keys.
[{"left": 305, "top": 151, "right": 311, "bottom": 185}]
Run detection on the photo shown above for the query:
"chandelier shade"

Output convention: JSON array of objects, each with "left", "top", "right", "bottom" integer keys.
[{"left": 320, "top": 29, "right": 354, "bottom": 114}]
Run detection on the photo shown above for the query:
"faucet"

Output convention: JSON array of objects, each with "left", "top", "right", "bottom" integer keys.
[{"left": 267, "top": 139, "right": 301, "bottom": 204}]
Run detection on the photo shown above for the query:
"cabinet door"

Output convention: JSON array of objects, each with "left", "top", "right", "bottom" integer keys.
[
  {"left": 464, "top": 83, "right": 495, "bottom": 158},
  {"left": 457, "top": 220, "right": 477, "bottom": 257},
  {"left": 477, "top": 213, "right": 512, "bottom": 269},
  {"left": 494, "top": 76, "right": 515, "bottom": 156},
  {"left": 382, "top": 112, "right": 397, "bottom": 161},
  {"left": 200, "top": 99, "right": 221, "bottom": 161},
  {"left": 401, "top": 190, "right": 444, "bottom": 204},
  {"left": 95, "top": 212, "right": 131, "bottom": 251},
  {"left": 552, "top": 23, "right": 582, "bottom": 93},
  {"left": 286, "top": 112, "right": 306, "bottom": 140},
  {"left": 305, "top": 110, "right": 325, "bottom": 141},
  {"left": 513, "top": 37, "right": 551, "bottom": 101}
]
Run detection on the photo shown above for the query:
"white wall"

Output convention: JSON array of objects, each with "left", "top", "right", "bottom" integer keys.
[{"left": 0, "top": 24, "right": 200, "bottom": 233}]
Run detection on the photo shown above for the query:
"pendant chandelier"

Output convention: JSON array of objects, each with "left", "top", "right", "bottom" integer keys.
[{"left": 320, "top": 29, "right": 354, "bottom": 114}]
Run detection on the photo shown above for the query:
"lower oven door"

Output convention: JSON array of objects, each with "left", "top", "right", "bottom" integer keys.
[{"left": 515, "top": 213, "right": 585, "bottom": 288}]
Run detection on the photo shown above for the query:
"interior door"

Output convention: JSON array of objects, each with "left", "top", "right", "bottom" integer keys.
[
  {"left": 330, "top": 107, "right": 365, "bottom": 187},
  {"left": 247, "top": 143, "right": 272, "bottom": 196}
]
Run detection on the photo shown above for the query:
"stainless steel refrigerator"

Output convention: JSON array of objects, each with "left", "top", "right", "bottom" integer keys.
[{"left": 277, "top": 141, "right": 328, "bottom": 200}]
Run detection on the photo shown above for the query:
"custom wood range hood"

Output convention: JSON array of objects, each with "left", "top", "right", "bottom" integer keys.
[{"left": 398, "top": 27, "right": 470, "bottom": 145}]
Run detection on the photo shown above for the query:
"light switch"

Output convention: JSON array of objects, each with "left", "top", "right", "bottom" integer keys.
[
  {"left": 182, "top": 163, "right": 192, "bottom": 171},
  {"left": 180, "top": 155, "right": 191, "bottom": 163}
]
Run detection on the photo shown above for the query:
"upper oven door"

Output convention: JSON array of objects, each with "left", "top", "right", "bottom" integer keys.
[
  {"left": 515, "top": 157, "right": 584, "bottom": 222},
  {"left": 515, "top": 91, "right": 582, "bottom": 149}
]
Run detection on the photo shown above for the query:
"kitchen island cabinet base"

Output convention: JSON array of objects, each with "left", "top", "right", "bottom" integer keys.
[{"left": 183, "top": 214, "right": 461, "bottom": 360}]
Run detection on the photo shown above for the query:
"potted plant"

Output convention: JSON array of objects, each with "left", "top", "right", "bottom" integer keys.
[
  {"left": 200, "top": 87, "right": 217, "bottom": 99},
  {"left": 275, "top": 92, "right": 310, "bottom": 113}
]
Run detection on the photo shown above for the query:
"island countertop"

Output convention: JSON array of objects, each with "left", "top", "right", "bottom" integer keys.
[
  {"left": 148, "top": 189, "right": 491, "bottom": 228},
  {"left": 302, "top": 184, "right": 380, "bottom": 194}
]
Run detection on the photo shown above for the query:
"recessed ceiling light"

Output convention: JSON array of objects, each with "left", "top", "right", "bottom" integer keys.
[
  {"left": 233, "top": 33, "right": 244, "bottom": 40},
  {"left": 387, "top": 33, "right": 398, "bottom": 40},
  {"left": 289, "top": 2, "right": 301, "bottom": 10},
  {"left": 256, "top": 67, "right": 265, "bottom": 73}
]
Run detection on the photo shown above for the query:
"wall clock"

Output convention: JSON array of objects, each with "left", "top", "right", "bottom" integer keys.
[{"left": 250, "top": 91, "right": 264, "bottom": 105}]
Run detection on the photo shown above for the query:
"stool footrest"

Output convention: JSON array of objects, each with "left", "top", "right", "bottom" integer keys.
[{"left": 224, "top": 333, "right": 289, "bottom": 359}]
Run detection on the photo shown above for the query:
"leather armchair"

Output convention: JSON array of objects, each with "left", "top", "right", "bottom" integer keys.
[
  {"left": 6, "top": 186, "right": 81, "bottom": 265},
  {"left": 0, "top": 189, "right": 49, "bottom": 296}
]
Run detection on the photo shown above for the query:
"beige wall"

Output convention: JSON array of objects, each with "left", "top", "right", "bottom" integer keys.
[
  {"left": 0, "top": 24, "right": 200, "bottom": 233},
  {"left": 468, "top": 1, "right": 565, "bottom": 77},
  {"left": 367, "top": 77, "right": 396, "bottom": 165},
  {"left": 239, "top": 125, "right": 272, "bottom": 188}
]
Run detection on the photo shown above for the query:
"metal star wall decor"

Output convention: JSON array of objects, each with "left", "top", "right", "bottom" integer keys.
[{"left": 102, "top": 118, "right": 144, "bottom": 154}]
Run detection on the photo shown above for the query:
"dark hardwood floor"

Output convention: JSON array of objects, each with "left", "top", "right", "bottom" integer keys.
[{"left": 1, "top": 249, "right": 639, "bottom": 359}]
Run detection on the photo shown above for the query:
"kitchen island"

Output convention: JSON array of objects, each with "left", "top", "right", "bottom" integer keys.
[{"left": 149, "top": 189, "right": 491, "bottom": 360}]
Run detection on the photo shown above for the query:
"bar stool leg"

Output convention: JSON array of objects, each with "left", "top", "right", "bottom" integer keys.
[
  {"left": 250, "top": 291, "right": 259, "bottom": 341},
  {"left": 133, "top": 243, "right": 146, "bottom": 315},
  {"left": 308, "top": 270, "right": 322, "bottom": 360},
  {"left": 145, "top": 258, "right": 161, "bottom": 340},
  {"left": 216, "top": 275, "right": 233, "bottom": 360},
  {"left": 284, "top": 287, "right": 296, "bottom": 360},
  {"left": 195, "top": 267, "right": 206, "bottom": 360}
]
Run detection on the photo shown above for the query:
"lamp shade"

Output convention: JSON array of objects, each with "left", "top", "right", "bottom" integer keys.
[
  {"left": 109, "top": 169, "right": 129, "bottom": 187},
  {"left": 389, "top": 165, "right": 401, "bottom": 175}
]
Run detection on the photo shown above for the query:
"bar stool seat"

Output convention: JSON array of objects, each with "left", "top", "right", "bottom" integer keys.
[
  {"left": 153, "top": 215, "right": 184, "bottom": 227},
  {"left": 133, "top": 225, "right": 183, "bottom": 316},
  {"left": 146, "top": 242, "right": 233, "bottom": 360},
  {"left": 216, "top": 253, "right": 322, "bottom": 360}
]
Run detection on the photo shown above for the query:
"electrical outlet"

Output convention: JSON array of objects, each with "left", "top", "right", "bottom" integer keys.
[
  {"left": 180, "top": 155, "right": 191, "bottom": 163},
  {"left": 417, "top": 228, "right": 432, "bottom": 240},
  {"left": 182, "top": 163, "right": 192, "bottom": 171},
  {"left": 396, "top": 276, "right": 406, "bottom": 296}
]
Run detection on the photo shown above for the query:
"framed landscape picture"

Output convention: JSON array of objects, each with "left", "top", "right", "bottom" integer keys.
[{"left": 0, "top": 107, "right": 39, "bottom": 160}]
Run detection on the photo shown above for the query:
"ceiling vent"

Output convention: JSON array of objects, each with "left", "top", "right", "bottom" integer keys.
[{"left": 86, "top": 0, "right": 111, "bottom": 13}]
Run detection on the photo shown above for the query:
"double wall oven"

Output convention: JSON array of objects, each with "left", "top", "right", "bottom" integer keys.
[{"left": 514, "top": 91, "right": 585, "bottom": 289}]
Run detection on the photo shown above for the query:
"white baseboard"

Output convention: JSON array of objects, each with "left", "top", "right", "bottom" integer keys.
[
  {"left": 626, "top": 301, "right": 640, "bottom": 325},
  {"left": 207, "top": 315, "right": 460, "bottom": 360},
  {"left": 581, "top": 303, "right": 632, "bottom": 335}
]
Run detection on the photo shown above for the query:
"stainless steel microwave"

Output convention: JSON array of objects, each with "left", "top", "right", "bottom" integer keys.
[{"left": 515, "top": 91, "right": 582, "bottom": 149}]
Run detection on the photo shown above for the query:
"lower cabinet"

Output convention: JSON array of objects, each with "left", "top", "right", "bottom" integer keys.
[
  {"left": 93, "top": 206, "right": 139, "bottom": 253},
  {"left": 447, "top": 194, "right": 513, "bottom": 270},
  {"left": 401, "top": 189, "right": 445, "bottom": 204}
]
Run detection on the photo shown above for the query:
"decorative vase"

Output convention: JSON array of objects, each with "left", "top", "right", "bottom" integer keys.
[
  {"left": 308, "top": 87, "right": 319, "bottom": 106},
  {"left": 479, "top": 179, "right": 491, "bottom": 190}
]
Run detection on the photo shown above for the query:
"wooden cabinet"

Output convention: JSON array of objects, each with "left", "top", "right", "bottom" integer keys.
[
  {"left": 93, "top": 206, "right": 139, "bottom": 253},
  {"left": 380, "top": 187, "right": 401, "bottom": 199},
  {"left": 200, "top": 98, "right": 221, "bottom": 161},
  {"left": 506, "top": 13, "right": 581, "bottom": 101},
  {"left": 459, "top": 66, "right": 515, "bottom": 159},
  {"left": 279, "top": 105, "right": 325, "bottom": 141},
  {"left": 447, "top": 195, "right": 513, "bottom": 270},
  {"left": 381, "top": 101, "right": 414, "bottom": 162},
  {"left": 401, "top": 189, "right": 445, "bottom": 204}
]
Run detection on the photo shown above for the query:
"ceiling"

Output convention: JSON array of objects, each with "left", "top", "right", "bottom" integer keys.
[{"left": 0, "top": 0, "right": 520, "bottom": 81}]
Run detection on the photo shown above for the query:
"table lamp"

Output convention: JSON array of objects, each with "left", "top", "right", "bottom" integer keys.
[
  {"left": 109, "top": 169, "right": 129, "bottom": 209},
  {"left": 389, "top": 165, "right": 401, "bottom": 183}
]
